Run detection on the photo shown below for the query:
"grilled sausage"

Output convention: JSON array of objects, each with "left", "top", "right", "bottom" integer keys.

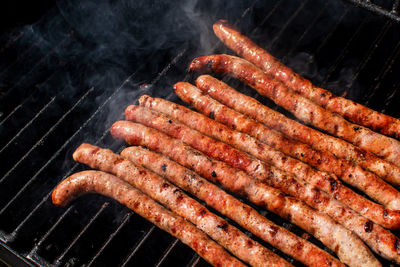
[
  {"left": 194, "top": 74, "right": 400, "bottom": 186},
  {"left": 213, "top": 19, "right": 400, "bottom": 140},
  {"left": 135, "top": 98, "right": 400, "bottom": 211},
  {"left": 111, "top": 120, "right": 379, "bottom": 267},
  {"left": 168, "top": 81, "right": 400, "bottom": 228},
  {"left": 121, "top": 146, "right": 336, "bottom": 267},
  {"left": 189, "top": 54, "right": 400, "bottom": 167},
  {"left": 122, "top": 106, "right": 400, "bottom": 264},
  {"left": 72, "top": 144, "right": 287, "bottom": 267},
  {"left": 52, "top": 170, "right": 244, "bottom": 267}
]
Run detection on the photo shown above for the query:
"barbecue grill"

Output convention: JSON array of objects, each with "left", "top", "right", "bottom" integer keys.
[{"left": 1, "top": 0, "right": 400, "bottom": 266}]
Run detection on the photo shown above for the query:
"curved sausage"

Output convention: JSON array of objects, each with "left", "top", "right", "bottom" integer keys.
[
  {"left": 189, "top": 54, "right": 400, "bottom": 168},
  {"left": 213, "top": 19, "right": 400, "bottom": 140},
  {"left": 72, "top": 144, "right": 288, "bottom": 267},
  {"left": 52, "top": 170, "right": 245, "bottom": 267},
  {"left": 167, "top": 80, "right": 400, "bottom": 228},
  {"left": 111, "top": 120, "right": 379, "bottom": 267}
]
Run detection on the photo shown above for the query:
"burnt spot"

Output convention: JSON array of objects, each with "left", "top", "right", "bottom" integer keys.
[
  {"left": 133, "top": 202, "right": 139, "bottom": 210},
  {"left": 139, "top": 170, "right": 147, "bottom": 175},
  {"left": 329, "top": 179, "right": 338, "bottom": 192},
  {"left": 333, "top": 124, "right": 339, "bottom": 134},
  {"left": 216, "top": 222, "right": 229, "bottom": 232},
  {"left": 161, "top": 164, "right": 167, "bottom": 171},
  {"left": 269, "top": 226, "right": 278, "bottom": 237},
  {"left": 198, "top": 208, "right": 207, "bottom": 217},
  {"left": 207, "top": 59, "right": 215, "bottom": 70},
  {"left": 211, "top": 171, "right": 217, "bottom": 177},
  {"left": 348, "top": 173, "right": 353, "bottom": 178},
  {"left": 176, "top": 193, "right": 184, "bottom": 203},
  {"left": 364, "top": 220, "right": 373, "bottom": 232},
  {"left": 168, "top": 119, "right": 173, "bottom": 124},
  {"left": 395, "top": 239, "right": 400, "bottom": 251},
  {"left": 171, "top": 226, "right": 177, "bottom": 234},
  {"left": 300, "top": 153, "right": 304, "bottom": 157},
  {"left": 114, "top": 158, "right": 124, "bottom": 165},
  {"left": 353, "top": 126, "right": 361, "bottom": 132},
  {"left": 246, "top": 240, "right": 254, "bottom": 248},
  {"left": 209, "top": 111, "right": 215, "bottom": 119},
  {"left": 383, "top": 209, "right": 388, "bottom": 217},
  {"left": 162, "top": 183, "right": 170, "bottom": 189}
]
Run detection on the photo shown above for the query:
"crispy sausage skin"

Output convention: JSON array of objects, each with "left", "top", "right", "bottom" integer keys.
[
  {"left": 213, "top": 19, "right": 400, "bottom": 140},
  {"left": 72, "top": 144, "right": 286, "bottom": 267},
  {"left": 194, "top": 75, "right": 400, "bottom": 186},
  {"left": 189, "top": 54, "right": 400, "bottom": 168},
  {"left": 52, "top": 170, "right": 244, "bottom": 267},
  {"left": 166, "top": 81, "right": 400, "bottom": 228},
  {"left": 111, "top": 120, "right": 379, "bottom": 267},
  {"left": 122, "top": 106, "right": 400, "bottom": 264},
  {"left": 121, "top": 146, "right": 336, "bottom": 267}
]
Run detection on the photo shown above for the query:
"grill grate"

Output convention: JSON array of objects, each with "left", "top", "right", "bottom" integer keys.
[
  {"left": 1, "top": 0, "right": 400, "bottom": 266},
  {"left": 345, "top": 0, "right": 400, "bottom": 22}
]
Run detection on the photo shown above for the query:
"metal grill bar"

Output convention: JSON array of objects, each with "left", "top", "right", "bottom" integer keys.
[
  {"left": 321, "top": 18, "right": 368, "bottom": 85},
  {"left": 120, "top": 226, "right": 156, "bottom": 267},
  {"left": 346, "top": 21, "right": 391, "bottom": 90},
  {"left": 314, "top": 6, "right": 349, "bottom": 56},
  {"left": 15, "top": 45, "right": 189, "bottom": 265},
  {"left": 286, "top": 2, "right": 330, "bottom": 57},
  {"left": 251, "top": 0, "right": 284, "bottom": 35},
  {"left": 0, "top": 31, "right": 73, "bottom": 96},
  {"left": 345, "top": 0, "right": 400, "bottom": 22},
  {"left": 364, "top": 40, "right": 400, "bottom": 105},
  {"left": 55, "top": 202, "right": 109, "bottom": 264},
  {"left": 267, "top": 0, "right": 310, "bottom": 50},
  {"left": 26, "top": 205, "right": 74, "bottom": 259},
  {"left": 155, "top": 239, "right": 180, "bottom": 267},
  {"left": 0, "top": 86, "right": 94, "bottom": 207},
  {"left": 0, "top": 30, "right": 25, "bottom": 56},
  {"left": 187, "top": 254, "right": 200, "bottom": 267},
  {"left": 0, "top": 38, "right": 44, "bottom": 76},
  {"left": 0, "top": 96, "right": 56, "bottom": 153},
  {"left": 86, "top": 212, "right": 133, "bottom": 267}
]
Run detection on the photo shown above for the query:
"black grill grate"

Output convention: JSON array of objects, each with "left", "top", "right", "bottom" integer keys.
[
  {"left": 345, "top": 0, "right": 400, "bottom": 22},
  {"left": 1, "top": 0, "right": 400, "bottom": 266}
]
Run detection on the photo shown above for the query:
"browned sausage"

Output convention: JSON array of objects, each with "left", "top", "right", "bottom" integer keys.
[
  {"left": 167, "top": 81, "right": 400, "bottom": 228},
  {"left": 194, "top": 74, "right": 400, "bottom": 186},
  {"left": 111, "top": 120, "right": 379, "bottom": 267},
  {"left": 52, "top": 170, "right": 245, "bottom": 267},
  {"left": 189, "top": 54, "right": 400, "bottom": 167},
  {"left": 121, "top": 146, "right": 337, "bottom": 267},
  {"left": 213, "top": 19, "right": 400, "bottom": 140},
  {"left": 136, "top": 97, "right": 400, "bottom": 211},
  {"left": 122, "top": 106, "right": 400, "bottom": 264},
  {"left": 72, "top": 144, "right": 288, "bottom": 267}
]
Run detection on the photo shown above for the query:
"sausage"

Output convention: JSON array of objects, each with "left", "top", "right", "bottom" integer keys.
[
  {"left": 188, "top": 54, "right": 400, "bottom": 167},
  {"left": 111, "top": 120, "right": 378, "bottom": 267},
  {"left": 121, "top": 146, "right": 334, "bottom": 267},
  {"left": 52, "top": 170, "right": 244, "bottom": 267},
  {"left": 194, "top": 74, "right": 400, "bottom": 186},
  {"left": 122, "top": 106, "right": 400, "bottom": 264},
  {"left": 213, "top": 19, "right": 400, "bottom": 140},
  {"left": 72, "top": 144, "right": 287, "bottom": 267},
  {"left": 136, "top": 97, "right": 400, "bottom": 211},
  {"left": 168, "top": 81, "right": 400, "bottom": 228}
]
